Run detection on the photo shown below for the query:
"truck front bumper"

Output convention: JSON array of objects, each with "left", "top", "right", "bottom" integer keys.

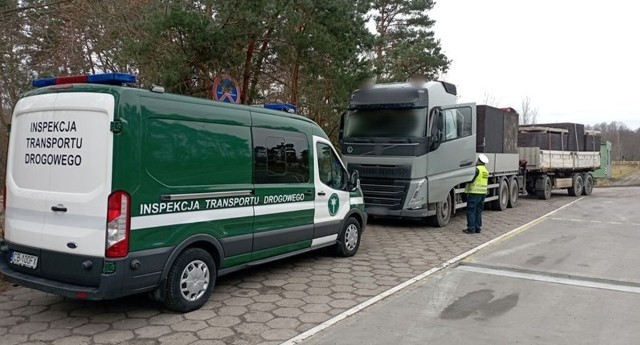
[{"left": 365, "top": 206, "right": 431, "bottom": 218}]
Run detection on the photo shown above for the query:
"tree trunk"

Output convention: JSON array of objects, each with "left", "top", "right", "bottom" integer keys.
[
  {"left": 240, "top": 37, "right": 256, "bottom": 104},
  {"left": 291, "top": 57, "right": 300, "bottom": 106},
  {"left": 248, "top": 29, "right": 273, "bottom": 105}
]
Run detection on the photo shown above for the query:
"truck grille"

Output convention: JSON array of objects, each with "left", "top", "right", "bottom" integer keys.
[
  {"left": 347, "top": 164, "right": 411, "bottom": 180},
  {"left": 360, "top": 178, "right": 408, "bottom": 209},
  {"left": 347, "top": 164, "right": 411, "bottom": 210}
]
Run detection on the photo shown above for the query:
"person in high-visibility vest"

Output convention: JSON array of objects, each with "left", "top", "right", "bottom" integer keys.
[{"left": 463, "top": 154, "right": 489, "bottom": 234}]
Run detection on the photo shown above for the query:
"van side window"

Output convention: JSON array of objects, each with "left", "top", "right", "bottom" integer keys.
[
  {"left": 144, "top": 119, "right": 252, "bottom": 186},
  {"left": 253, "top": 128, "right": 310, "bottom": 184},
  {"left": 316, "top": 143, "right": 346, "bottom": 190}
]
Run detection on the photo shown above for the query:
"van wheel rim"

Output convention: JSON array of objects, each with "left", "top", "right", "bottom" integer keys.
[
  {"left": 345, "top": 224, "right": 359, "bottom": 251},
  {"left": 180, "top": 260, "right": 209, "bottom": 301}
]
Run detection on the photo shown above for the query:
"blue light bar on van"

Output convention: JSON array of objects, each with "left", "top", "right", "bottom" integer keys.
[
  {"left": 32, "top": 73, "right": 137, "bottom": 88},
  {"left": 264, "top": 103, "right": 297, "bottom": 113}
]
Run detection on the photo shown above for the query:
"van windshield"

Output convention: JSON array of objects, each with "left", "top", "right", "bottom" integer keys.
[{"left": 344, "top": 108, "right": 427, "bottom": 138}]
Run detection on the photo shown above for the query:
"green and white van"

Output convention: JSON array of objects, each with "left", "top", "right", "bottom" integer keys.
[{"left": 0, "top": 73, "right": 366, "bottom": 312}]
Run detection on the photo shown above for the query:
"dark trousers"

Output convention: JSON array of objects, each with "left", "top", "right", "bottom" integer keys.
[{"left": 466, "top": 193, "right": 485, "bottom": 232}]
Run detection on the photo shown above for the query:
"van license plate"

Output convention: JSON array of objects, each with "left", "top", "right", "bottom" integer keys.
[{"left": 10, "top": 251, "right": 38, "bottom": 269}]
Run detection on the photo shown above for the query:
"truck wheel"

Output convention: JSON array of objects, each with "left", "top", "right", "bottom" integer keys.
[
  {"left": 507, "top": 177, "right": 519, "bottom": 208},
  {"left": 581, "top": 173, "right": 594, "bottom": 195},
  {"left": 490, "top": 179, "right": 508, "bottom": 211},
  {"left": 427, "top": 192, "right": 452, "bottom": 227},
  {"left": 164, "top": 248, "right": 216, "bottom": 312},
  {"left": 536, "top": 176, "right": 552, "bottom": 200},
  {"left": 335, "top": 218, "right": 361, "bottom": 257},
  {"left": 568, "top": 174, "right": 584, "bottom": 196}
]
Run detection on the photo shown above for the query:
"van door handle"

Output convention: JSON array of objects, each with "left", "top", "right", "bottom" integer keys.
[
  {"left": 317, "top": 191, "right": 326, "bottom": 196},
  {"left": 51, "top": 205, "right": 67, "bottom": 212},
  {"left": 303, "top": 190, "right": 314, "bottom": 196}
]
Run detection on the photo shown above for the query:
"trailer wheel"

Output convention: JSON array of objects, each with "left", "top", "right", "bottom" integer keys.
[
  {"left": 490, "top": 179, "right": 508, "bottom": 211},
  {"left": 568, "top": 174, "right": 584, "bottom": 196},
  {"left": 536, "top": 176, "right": 552, "bottom": 200},
  {"left": 427, "top": 192, "right": 452, "bottom": 227},
  {"left": 507, "top": 176, "right": 519, "bottom": 208},
  {"left": 581, "top": 173, "right": 594, "bottom": 196},
  {"left": 164, "top": 248, "right": 216, "bottom": 312}
]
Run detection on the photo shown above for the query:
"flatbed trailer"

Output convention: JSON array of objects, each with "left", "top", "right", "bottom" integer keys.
[{"left": 519, "top": 147, "right": 600, "bottom": 199}]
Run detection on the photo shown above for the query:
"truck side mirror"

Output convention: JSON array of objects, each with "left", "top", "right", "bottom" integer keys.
[
  {"left": 428, "top": 108, "right": 443, "bottom": 151},
  {"left": 349, "top": 170, "right": 360, "bottom": 191},
  {"left": 339, "top": 113, "right": 346, "bottom": 140},
  {"left": 429, "top": 135, "right": 441, "bottom": 151}
]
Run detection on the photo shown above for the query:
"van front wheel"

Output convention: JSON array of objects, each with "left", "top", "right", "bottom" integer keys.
[
  {"left": 335, "top": 218, "right": 361, "bottom": 257},
  {"left": 164, "top": 248, "right": 216, "bottom": 312}
]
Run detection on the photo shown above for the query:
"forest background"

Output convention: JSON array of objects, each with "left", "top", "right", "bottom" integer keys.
[{"left": 1, "top": 0, "right": 638, "bottom": 190}]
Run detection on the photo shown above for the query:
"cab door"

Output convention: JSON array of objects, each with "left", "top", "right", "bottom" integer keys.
[
  {"left": 312, "top": 136, "right": 350, "bottom": 246},
  {"left": 426, "top": 103, "right": 477, "bottom": 204}
]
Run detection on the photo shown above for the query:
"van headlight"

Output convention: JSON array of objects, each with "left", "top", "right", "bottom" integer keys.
[{"left": 408, "top": 179, "right": 426, "bottom": 208}]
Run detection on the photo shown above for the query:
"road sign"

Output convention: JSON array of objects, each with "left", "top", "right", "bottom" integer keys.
[{"left": 212, "top": 75, "right": 240, "bottom": 103}]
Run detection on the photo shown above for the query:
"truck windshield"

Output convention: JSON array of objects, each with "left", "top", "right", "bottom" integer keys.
[{"left": 344, "top": 108, "right": 427, "bottom": 138}]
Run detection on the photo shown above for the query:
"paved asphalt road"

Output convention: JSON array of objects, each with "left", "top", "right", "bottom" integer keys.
[{"left": 302, "top": 187, "right": 640, "bottom": 345}]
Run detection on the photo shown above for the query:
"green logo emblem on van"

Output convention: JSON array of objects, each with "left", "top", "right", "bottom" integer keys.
[{"left": 328, "top": 193, "right": 339, "bottom": 216}]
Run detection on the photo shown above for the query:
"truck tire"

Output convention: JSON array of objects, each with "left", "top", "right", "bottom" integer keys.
[
  {"left": 427, "top": 192, "right": 452, "bottom": 227},
  {"left": 164, "top": 248, "right": 216, "bottom": 312},
  {"left": 568, "top": 173, "right": 584, "bottom": 196},
  {"left": 536, "top": 176, "right": 552, "bottom": 200},
  {"left": 334, "top": 217, "right": 362, "bottom": 257},
  {"left": 507, "top": 176, "right": 519, "bottom": 208},
  {"left": 581, "top": 173, "right": 594, "bottom": 196},
  {"left": 490, "top": 179, "right": 508, "bottom": 211}
]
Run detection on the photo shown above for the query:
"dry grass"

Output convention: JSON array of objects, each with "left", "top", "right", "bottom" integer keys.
[
  {"left": 611, "top": 165, "right": 640, "bottom": 179},
  {"left": 597, "top": 164, "right": 640, "bottom": 186}
]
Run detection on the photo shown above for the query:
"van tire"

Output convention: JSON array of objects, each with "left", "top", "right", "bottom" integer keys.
[
  {"left": 163, "top": 248, "right": 216, "bottom": 312},
  {"left": 335, "top": 218, "right": 361, "bottom": 257}
]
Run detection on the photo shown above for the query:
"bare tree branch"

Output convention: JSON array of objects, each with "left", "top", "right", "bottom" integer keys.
[{"left": 520, "top": 96, "right": 538, "bottom": 125}]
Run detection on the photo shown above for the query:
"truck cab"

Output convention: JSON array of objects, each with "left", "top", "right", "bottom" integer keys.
[{"left": 339, "top": 81, "right": 477, "bottom": 226}]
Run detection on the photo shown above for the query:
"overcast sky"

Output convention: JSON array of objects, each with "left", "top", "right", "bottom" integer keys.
[{"left": 431, "top": 0, "right": 640, "bottom": 130}]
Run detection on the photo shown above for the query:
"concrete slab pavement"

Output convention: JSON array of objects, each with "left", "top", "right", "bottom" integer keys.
[{"left": 302, "top": 187, "right": 640, "bottom": 345}]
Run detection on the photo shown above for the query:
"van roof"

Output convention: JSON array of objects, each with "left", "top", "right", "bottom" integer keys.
[{"left": 23, "top": 83, "right": 320, "bottom": 127}]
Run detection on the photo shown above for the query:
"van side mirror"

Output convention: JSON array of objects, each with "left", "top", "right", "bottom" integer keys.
[{"left": 349, "top": 170, "right": 360, "bottom": 191}]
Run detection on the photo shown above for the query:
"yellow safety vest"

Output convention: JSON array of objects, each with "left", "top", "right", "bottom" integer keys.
[{"left": 465, "top": 165, "right": 489, "bottom": 195}]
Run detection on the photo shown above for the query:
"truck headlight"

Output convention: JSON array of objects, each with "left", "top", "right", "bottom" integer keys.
[{"left": 408, "top": 179, "right": 426, "bottom": 208}]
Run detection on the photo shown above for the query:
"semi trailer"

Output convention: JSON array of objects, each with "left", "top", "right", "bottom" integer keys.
[{"left": 339, "top": 81, "right": 600, "bottom": 227}]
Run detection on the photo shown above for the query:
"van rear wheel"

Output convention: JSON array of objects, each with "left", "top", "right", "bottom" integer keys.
[
  {"left": 164, "top": 248, "right": 216, "bottom": 312},
  {"left": 335, "top": 218, "right": 361, "bottom": 257}
]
